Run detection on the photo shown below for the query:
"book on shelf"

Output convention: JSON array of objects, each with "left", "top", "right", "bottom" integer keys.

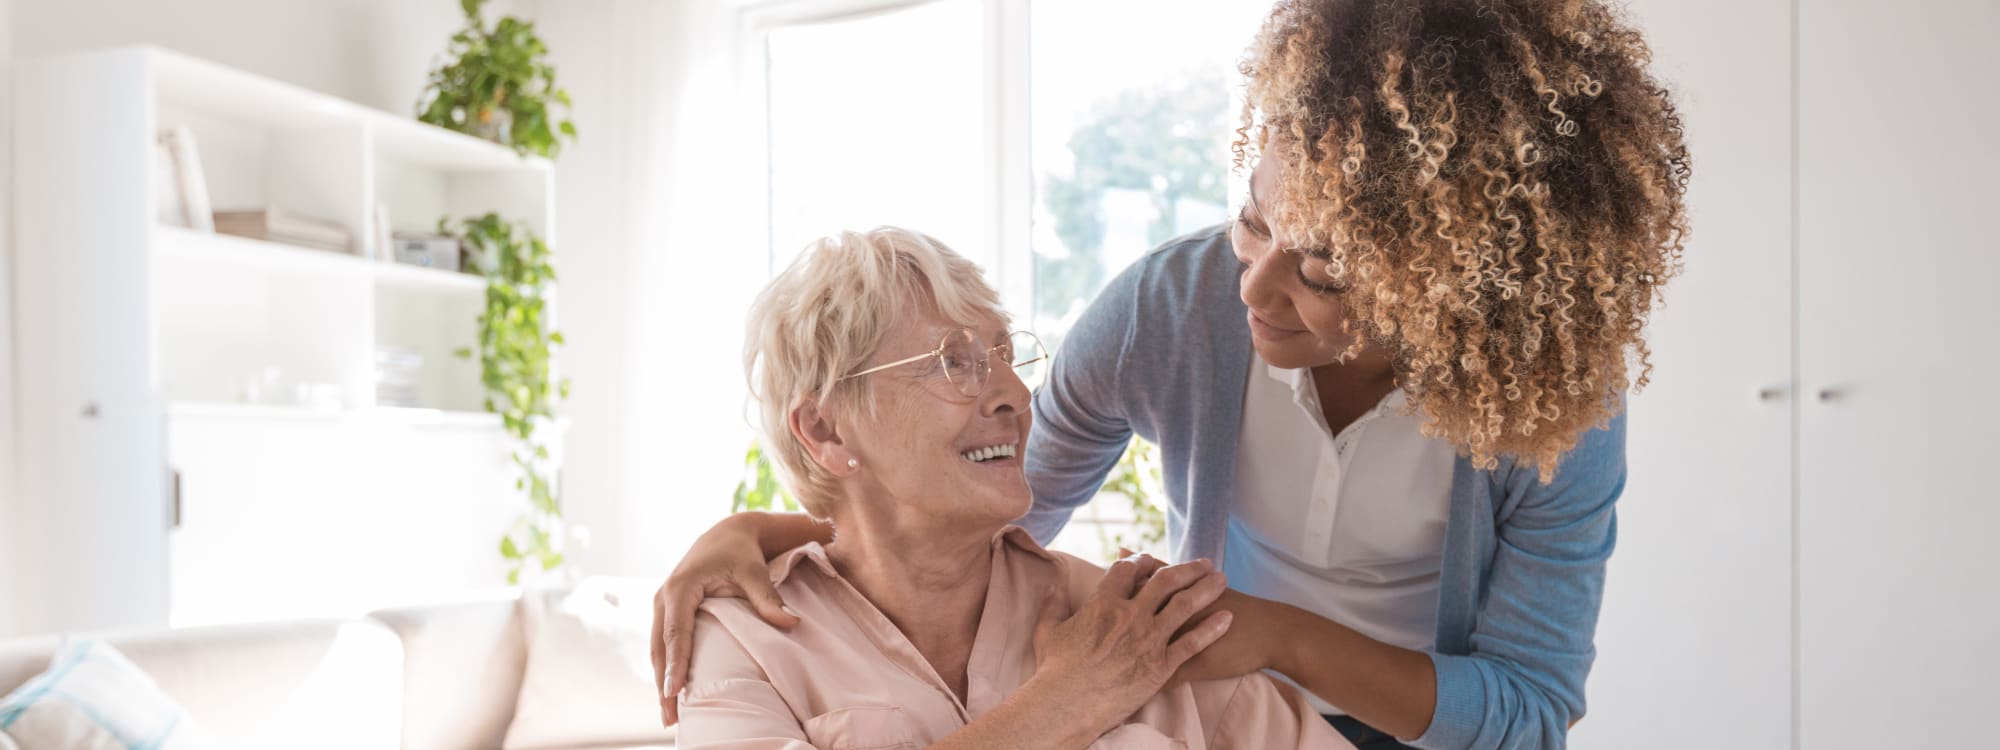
[
  {"left": 213, "top": 208, "right": 353, "bottom": 253},
  {"left": 156, "top": 126, "right": 213, "bottom": 232},
  {"left": 374, "top": 347, "right": 424, "bottom": 408}
]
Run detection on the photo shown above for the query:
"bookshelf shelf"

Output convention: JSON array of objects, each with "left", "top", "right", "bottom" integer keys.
[
  {"left": 157, "top": 225, "right": 488, "bottom": 295},
  {"left": 156, "top": 225, "right": 372, "bottom": 278},
  {"left": 166, "top": 401, "right": 504, "bottom": 429},
  {"left": 374, "top": 258, "right": 488, "bottom": 294}
]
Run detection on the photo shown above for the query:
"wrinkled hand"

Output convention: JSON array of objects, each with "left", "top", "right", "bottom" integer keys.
[
  {"left": 650, "top": 519, "right": 800, "bottom": 727},
  {"left": 1027, "top": 555, "right": 1235, "bottom": 730}
]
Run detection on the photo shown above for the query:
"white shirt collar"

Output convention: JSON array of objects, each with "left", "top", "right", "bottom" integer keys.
[{"left": 1263, "top": 361, "right": 1407, "bottom": 421}]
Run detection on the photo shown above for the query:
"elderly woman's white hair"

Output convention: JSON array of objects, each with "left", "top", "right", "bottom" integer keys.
[{"left": 744, "top": 227, "right": 1008, "bottom": 517}]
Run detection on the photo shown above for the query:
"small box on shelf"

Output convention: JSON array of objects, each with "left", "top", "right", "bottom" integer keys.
[{"left": 390, "top": 232, "right": 463, "bottom": 271}]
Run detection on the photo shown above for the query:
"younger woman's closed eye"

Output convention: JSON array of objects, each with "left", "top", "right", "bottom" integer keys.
[{"left": 1292, "top": 251, "right": 1346, "bottom": 295}]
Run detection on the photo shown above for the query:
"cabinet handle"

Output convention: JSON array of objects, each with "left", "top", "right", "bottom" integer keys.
[
  {"left": 1756, "top": 385, "right": 1789, "bottom": 402},
  {"left": 170, "top": 469, "right": 182, "bottom": 529},
  {"left": 1817, "top": 388, "right": 1844, "bottom": 403}
]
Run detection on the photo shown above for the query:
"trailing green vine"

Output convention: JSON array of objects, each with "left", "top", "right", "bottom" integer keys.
[
  {"left": 417, "top": 0, "right": 576, "bottom": 158},
  {"left": 732, "top": 441, "right": 801, "bottom": 514},
  {"left": 448, "top": 212, "right": 572, "bottom": 584},
  {"left": 1098, "top": 439, "right": 1168, "bottom": 559}
]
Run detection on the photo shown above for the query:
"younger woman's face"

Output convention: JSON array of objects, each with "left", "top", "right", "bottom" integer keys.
[{"left": 1229, "top": 146, "right": 1363, "bottom": 370}]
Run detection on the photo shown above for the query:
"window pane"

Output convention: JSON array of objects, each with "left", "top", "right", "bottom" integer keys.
[
  {"left": 1029, "top": 1, "right": 1271, "bottom": 352},
  {"left": 1030, "top": 0, "right": 1272, "bottom": 560},
  {"left": 766, "top": 0, "right": 986, "bottom": 269}
]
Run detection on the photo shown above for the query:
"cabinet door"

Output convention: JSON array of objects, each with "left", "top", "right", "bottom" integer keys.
[
  {"left": 7, "top": 51, "right": 168, "bottom": 636},
  {"left": 1798, "top": 1, "right": 2000, "bottom": 747},
  {"left": 167, "top": 413, "right": 522, "bottom": 626},
  {"left": 1570, "top": 1, "right": 1796, "bottom": 747}
]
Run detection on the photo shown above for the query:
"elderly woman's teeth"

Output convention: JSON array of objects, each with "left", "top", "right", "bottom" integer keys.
[{"left": 960, "top": 444, "right": 1017, "bottom": 463}]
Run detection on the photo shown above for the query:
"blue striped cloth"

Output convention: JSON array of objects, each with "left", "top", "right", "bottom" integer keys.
[{"left": 0, "top": 639, "right": 209, "bottom": 750}]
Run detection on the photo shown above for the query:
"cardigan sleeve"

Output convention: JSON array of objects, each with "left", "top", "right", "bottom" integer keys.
[
  {"left": 1018, "top": 261, "right": 1142, "bottom": 544},
  {"left": 1413, "top": 414, "right": 1626, "bottom": 750}
]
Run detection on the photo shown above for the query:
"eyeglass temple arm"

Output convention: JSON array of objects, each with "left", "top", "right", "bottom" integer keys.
[{"left": 842, "top": 349, "right": 941, "bottom": 381}]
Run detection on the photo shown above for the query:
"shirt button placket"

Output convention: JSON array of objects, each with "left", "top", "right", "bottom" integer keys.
[{"left": 1305, "top": 444, "right": 1337, "bottom": 565}]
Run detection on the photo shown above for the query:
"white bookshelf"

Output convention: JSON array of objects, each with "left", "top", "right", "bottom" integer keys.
[{"left": 11, "top": 46, "right": 560, "bottom": 633}]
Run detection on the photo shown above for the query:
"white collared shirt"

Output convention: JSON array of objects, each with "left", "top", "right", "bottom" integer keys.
[{"left": 1224, "top": 353, "right": 1456, "bottom": 714}]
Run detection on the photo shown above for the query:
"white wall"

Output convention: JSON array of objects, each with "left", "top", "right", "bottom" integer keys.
[{"left": 522, "top": 0, "right": 760, "bottom": 581}]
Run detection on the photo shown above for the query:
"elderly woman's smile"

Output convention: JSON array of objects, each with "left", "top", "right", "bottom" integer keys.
[{"left": 959, "top": 441, "right": 1018, "bottom": 465}]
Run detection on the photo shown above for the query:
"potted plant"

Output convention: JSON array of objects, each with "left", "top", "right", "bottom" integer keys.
[{"left": 417, "top": 0, "right": 577, "bottom": 158}]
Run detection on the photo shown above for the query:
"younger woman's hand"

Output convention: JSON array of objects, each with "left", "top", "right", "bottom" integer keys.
[
  {"left": 1167, "top": 587, "right": 1284, "bottom": 687},
  {"left": 651, "top": 516, "right": 801, "bottom": 727}
]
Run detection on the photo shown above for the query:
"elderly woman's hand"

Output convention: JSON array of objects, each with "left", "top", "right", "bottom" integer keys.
[{"left": 1026, "top": 556, "right": 1235, "bottom": 734}]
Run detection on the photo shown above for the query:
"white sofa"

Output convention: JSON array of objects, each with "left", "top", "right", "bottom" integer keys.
[{"left": 0, "top": 589, "right": 672, "bottom": 750}]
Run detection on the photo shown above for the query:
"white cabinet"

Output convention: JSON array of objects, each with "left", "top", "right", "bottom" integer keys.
[
  {"left": 8, "top": 47, "right": 559, "bottom": 635},
  {"left": 1572, "top": 0, "right": 1796, "bottom": 747},
  {"left": 1796, "top": 1, "right": 2000, "bottom": 747},
  {"left": 1578, "top": 1, "right": 2000, "bottom": 747}
]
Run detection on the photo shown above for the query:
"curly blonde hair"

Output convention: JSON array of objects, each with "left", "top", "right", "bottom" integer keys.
[{"left": 1237, "top": 0, "right": 1690, "bottom": 480}]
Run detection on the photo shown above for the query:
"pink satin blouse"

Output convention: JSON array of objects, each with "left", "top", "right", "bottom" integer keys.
[{"left": 676, "top": 526, "right": 1355, "bottom": 750}]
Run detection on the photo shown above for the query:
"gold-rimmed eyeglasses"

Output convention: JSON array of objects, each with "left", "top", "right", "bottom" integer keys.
[{"left": 842, "top": 329, "right": 1049, "bottom": 399}]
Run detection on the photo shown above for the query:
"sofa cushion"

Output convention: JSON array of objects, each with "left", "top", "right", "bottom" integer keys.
[
  {"left": 368, "top": 593, "right": 529, "bottom": 750},
  {"left": 0, "top": 619, "right": 401, "bottom": 750},
  {"left": 0, "top": 639, "right": 214, "bottom": 749},
  {"left": 504, "top": 577, "right": 673, "bottom": 750}
]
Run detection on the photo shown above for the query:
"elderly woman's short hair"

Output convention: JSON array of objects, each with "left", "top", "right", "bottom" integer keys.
[{"left": 743, "top": 227, "right": 1007, "bottom": 517}]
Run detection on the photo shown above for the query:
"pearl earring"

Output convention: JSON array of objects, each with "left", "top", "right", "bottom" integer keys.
[{"left": 846, "top": 458, "right": 860, "bottom": 470}]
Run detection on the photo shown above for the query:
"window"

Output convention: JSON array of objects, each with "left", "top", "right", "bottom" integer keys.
[
  {"left": 743, "top": 0, "right": 1272, "bottom": 559},
  {"left": 765, "top": 0, "right": 989, "bottom": 269},
  {"left": 1027, "top": 1, "right": 1267, "bottom": 355}
]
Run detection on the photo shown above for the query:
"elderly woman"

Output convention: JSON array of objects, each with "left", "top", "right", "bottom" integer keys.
[{"left": 675, "top": 227, "right": 1351, "bottom": 750}]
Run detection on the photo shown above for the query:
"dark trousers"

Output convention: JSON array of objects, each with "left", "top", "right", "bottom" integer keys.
[{"left": 1324, "top": 714, "right": 1418, "bottom": 750}]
